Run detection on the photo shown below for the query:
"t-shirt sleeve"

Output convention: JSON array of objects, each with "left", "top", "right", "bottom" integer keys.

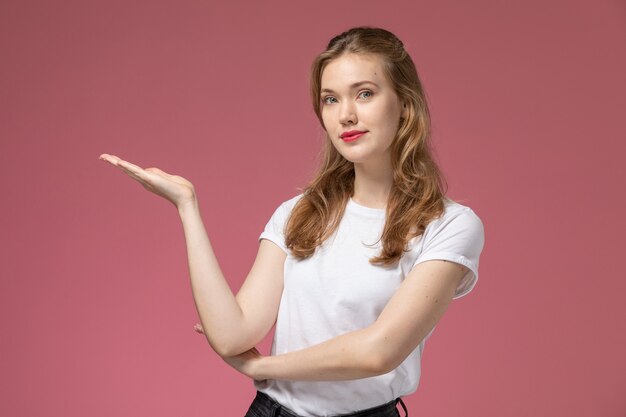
[
  {"left": 411, "top": 207, "right": 485, "bottom": 299},
  {"left": 258, "top": 202, "right": 289, "bottom": 254}
]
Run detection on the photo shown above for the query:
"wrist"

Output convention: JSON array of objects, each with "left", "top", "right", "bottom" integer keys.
[
  {"left": 251, "top": 355, "right": 270, "bottom": 381},
  {"left": 177, "top": 197, "right": 199, "bottom": 216}
]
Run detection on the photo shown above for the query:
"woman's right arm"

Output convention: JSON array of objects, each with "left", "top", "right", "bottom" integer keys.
[
  {"left": 178, "top": 198, "right": 286, "bottom": 357},
  {"left": 99, "top": 153, "right": 286, "bottom": 358}
]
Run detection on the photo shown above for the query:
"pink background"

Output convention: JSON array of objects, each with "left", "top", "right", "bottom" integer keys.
[{"left": 1, "top": 0, "right": 625, "bottom": 416}]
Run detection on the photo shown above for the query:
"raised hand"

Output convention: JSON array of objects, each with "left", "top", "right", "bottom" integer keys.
[{"left": 99, "top": 153, "right": 196, "bottom": 208}]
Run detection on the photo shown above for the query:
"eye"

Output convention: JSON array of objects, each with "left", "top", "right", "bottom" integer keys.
[
  {"left": 358, "top": 90, "right": 373, "bottom": 99},
  {"left": 322, "top": 96, "right": 337, "bottom": 105}
]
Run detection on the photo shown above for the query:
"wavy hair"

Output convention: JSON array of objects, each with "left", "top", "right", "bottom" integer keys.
[{"left": 285, "top": 26, "right": 448, "bottom": 266}]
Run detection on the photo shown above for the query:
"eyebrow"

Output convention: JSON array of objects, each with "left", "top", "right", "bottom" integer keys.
[{"left": 320, "top": 81, "right": 380, "bottom": 94}]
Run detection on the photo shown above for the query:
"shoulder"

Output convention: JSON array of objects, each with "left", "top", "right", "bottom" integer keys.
[
  {"left": 417, "top": 198, "right": 484, "bottom": 248},
  {"left": 265, "top": 193, "right": 306, "bottom": 224},
  {"left": 278, "top": 193, "right": 305, "bottom": 214},
  {"left": 430, "top": 198, "right": 483, "bottom": 230},
  {"left": 286, "top": 192, "right": 305, "bottom": 207}
]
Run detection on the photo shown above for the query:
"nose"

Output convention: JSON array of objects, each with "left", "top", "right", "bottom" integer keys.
[{"left": 339, "top": 100, "right": 357, "bottom": 126}]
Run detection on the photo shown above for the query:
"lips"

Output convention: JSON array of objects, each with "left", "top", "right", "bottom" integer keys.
[{"left": 340, "top": 130, "right": 367, "bottom": 141}]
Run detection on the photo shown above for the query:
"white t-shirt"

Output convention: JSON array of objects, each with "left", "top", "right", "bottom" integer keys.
[{"left": 254, "top": 193, "right": 485, "bottom": 416}]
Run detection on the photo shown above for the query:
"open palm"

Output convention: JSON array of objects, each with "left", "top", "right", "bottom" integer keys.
[{"left": 99, "top": 153, "right": 195, "bottom": 208}]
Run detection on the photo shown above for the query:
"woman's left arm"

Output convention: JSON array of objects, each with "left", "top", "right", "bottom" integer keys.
[{"left": 222, "top": 259, "right": 469, "bottom": 381}]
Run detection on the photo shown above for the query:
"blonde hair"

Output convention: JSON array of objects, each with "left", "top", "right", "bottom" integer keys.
[{"left": 285, "top": 26, "right": 448, "bottom": 266}]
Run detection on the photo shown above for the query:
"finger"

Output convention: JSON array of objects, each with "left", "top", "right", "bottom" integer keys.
[
  {"left": 101, "top": 155, "right": 166, "bottom": 182},
  {"left": 113, "top": 161, "right": 145, "bottom": 182},
  {"left": 145, "top": 167, "right": 173, "bottom": 178},
  {"left": 99, "top": 153, "right": 121, "bottom": 166},
  {"left": 114, "top": 159, "right": 154, "bottom": 184},
  {"left": 116, "top": 159, "right": 145, "bottom": 175},
  {"left": 100, "top": 154, "right": 137, "bottom": 176},
  {"left": 125, "top": 169, "right": 146, "bottom": 184},
  {"left": 99, "top": 154, "right": 142, "bottom": 173},
  {"left": 99, "top": 153, "right": 124, "bottom": 164}
]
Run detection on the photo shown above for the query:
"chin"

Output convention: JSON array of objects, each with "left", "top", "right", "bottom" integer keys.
[{"left": 340, "top": 153, "right": 370, "bottom": 165}]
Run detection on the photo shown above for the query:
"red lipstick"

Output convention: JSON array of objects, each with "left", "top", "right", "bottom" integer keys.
[{"left": 340, "top": 130, "right": 367, "bottom": 142}]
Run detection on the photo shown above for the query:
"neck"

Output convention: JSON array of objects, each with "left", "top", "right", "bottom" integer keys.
[{"left": 351, "top": 156, "right": 393, "bottom": 209}]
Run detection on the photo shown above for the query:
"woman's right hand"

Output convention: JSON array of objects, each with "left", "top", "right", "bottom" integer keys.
[{"left": 99, "top": 153, "right": 196, "bottom": 208}]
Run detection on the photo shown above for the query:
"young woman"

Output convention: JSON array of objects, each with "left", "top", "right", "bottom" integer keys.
[{"left": 100, "top": 26, "right": 484, "bottom": 417}]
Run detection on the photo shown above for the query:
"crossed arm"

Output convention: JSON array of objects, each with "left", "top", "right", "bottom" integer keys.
[
  {"left": 220, "top": 257, "right": 468, "bottom": 382},
  {"left": 175, "top": 195, "right": 467, "bottom": 382}
]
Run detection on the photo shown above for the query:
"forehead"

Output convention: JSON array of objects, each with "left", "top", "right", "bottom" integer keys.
[{"left": 320, "top": 53, "right": 388, "bottom": 89}]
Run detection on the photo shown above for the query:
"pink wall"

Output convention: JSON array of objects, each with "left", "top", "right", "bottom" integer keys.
[{"left": 1, "top": 0, "right": 624, "bottom": 415}]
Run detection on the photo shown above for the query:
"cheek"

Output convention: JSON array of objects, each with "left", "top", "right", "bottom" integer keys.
[
  {"left": 381, "top": 98, "right": 402, "bottom": 119},
  {"left": 320, "top": 109, "right": 333, "bottom": 131},
  {"left": 374, "top": 105, "right": 402, "bottom": 139}
]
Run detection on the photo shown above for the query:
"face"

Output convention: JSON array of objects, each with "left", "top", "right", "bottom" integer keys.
[{"left": 320, "top": 53, "right": 406, "bottom": 167}]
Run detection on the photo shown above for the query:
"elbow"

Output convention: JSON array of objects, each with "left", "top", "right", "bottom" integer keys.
[
  {"left": 364, "top": 328, "right": 407, "bottom": 376},
  {"left": 361, "top": 352, "right": 392, "bottom": 376},
  {"left": 208, "top": 337, "right": 249, "bottom": 358},
  {"left": 202, "top": 323, "right": 256, "bottom": 357},
  {"left": 213, "top": 344, "right": 235, "bottom": 358},
  {"left": 214, "top": 343, "right": 247, "bottom": 358},
  {"left": 365, "top": 350, "right": 400, "bottom": 376}
]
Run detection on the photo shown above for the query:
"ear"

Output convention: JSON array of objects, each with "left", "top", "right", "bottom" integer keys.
[{"left": 401, "top": 101, "right": 409, "bottom": 119}]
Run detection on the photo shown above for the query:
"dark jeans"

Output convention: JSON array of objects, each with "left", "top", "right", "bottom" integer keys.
[{"left": 244, "top": 391, "right": 408, "bottom": 417}]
